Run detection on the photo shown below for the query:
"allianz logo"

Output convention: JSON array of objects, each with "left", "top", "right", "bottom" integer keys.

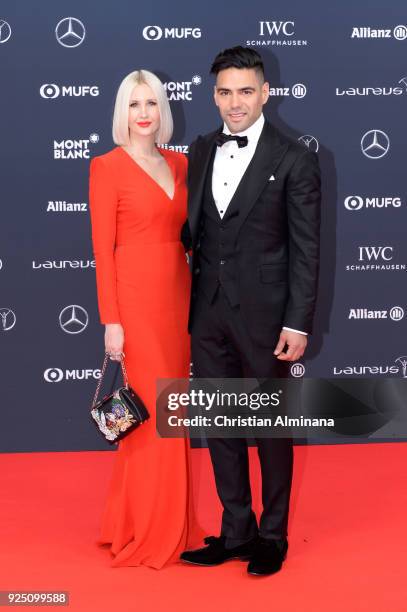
[
  {"left": 336, "top": 77, "right": 407, "bottom": 96},
  {"left": 32, "top": 260, "right": 95, "bottom": 269},
  {"left": 47, "top": 201, "right": 88, "bottom": 212},
  {"left": 344, "top": 196, "right": 402, "bottom": 210},
  {"left": 350, "top": 26, "right": 407, "bottom": 40},
  {"left": 348, "top": 306, "right": 404, "bottom": 321},
  {"left": 158, "top": 143, "right": 189, "bottom": 154},
  {"left": 44, "top": 367, "right": 101, "bottom": 382},
  {"left": 269, "top": 83, "right": 307, "bottom": 98}
]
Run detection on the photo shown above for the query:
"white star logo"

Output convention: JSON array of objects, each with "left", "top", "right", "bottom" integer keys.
[{"left": 361, "top": 130, "right": 390, "bottom": 159}]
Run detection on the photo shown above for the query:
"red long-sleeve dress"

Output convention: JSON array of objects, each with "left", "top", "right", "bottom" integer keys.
[{"left": 89, "top": 146, "right": 200, "bottom": 568}]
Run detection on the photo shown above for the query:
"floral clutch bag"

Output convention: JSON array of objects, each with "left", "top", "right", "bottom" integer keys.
[{"left": 91, "top": 353, "right": 149, "bottom": 443}]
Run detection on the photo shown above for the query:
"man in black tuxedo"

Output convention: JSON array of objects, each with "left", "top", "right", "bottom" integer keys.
[{"left": 180, "top": 46, "right": 321, "bottom": 576}]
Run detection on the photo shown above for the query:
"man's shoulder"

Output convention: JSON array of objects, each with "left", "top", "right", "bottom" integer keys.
[{"left": 264, "top": 121, "right": 311, "bottom": 158}]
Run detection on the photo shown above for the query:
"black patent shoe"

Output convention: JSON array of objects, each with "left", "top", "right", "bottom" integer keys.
[
  {"left": 247, "top": 537, "right": 288, "bottom": 576},
  {"left": 180, "top": 535, "right": 257, "bottom": 566}
]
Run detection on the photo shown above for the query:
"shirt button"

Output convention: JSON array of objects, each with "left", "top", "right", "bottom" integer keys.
[
  {"left": 230, "top": 155, "right": 234, "bottom": 159},
  {"left": 224, "top": 182, "right": 227, "bottom": 186},
  {"left": 220, "top": 210, "right": 224, "bottom": 214}
]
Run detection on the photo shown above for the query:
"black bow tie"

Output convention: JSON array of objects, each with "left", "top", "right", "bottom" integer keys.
[{"left": 216, "top": 133, "right": 248, "bottom": 148}]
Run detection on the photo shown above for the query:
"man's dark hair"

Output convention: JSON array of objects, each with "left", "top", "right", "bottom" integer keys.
[{"left": 210, "top": 46, "right": 264, "bottom": 80}]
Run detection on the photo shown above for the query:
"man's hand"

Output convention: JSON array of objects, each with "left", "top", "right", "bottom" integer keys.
[{"left": 274, "top": 329, "right": 307, "bottom": 361}]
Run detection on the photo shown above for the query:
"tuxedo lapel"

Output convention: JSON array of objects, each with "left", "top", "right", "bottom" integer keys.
[
  {"left": 225, "top": 121, "right": 289, "bottom": 236},
  {"left": 188, "top": 129, "right": 220, "bottom": 245}
]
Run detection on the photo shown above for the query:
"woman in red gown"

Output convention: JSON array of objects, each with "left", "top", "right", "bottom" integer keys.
[{"left": 89, "top": 70, "right": 200, "bottom": 568}]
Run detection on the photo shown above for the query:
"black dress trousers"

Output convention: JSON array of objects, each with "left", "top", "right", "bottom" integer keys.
[{"left": 191, "top": 284, "right": 293, "bottom": 548}]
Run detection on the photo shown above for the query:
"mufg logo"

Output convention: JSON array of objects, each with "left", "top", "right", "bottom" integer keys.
[{"left": 142, "top": 25, "right": 201, "bottom": 40}]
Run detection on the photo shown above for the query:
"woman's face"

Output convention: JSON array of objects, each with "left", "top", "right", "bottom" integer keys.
[{"left": 128, "top": 83, "right": 161, "bottom": 140}]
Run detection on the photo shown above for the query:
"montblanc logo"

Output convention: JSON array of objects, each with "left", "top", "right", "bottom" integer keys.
[
  {"left": 142, "top": 25, "right": 201, "bottom": 40},
  {"left": 47, "top": 201, "right": 88, "bottom": 213},
  {"left": 246, "top": 20, "right": 308, "bottom": 47},
  {"left": 163, "top": 75, "right": 201, "bottom": 101},
  {"left": 346, "top": 246, "right": 407, "bottom": 272},
  {"left": 348, "top": 306, "right": 404, "bottom": 321},
  {"left": 44, "top": 367, "right": 101, "bottom": 383},
  {"left": 336, "top": 77, "right": 407, "bottom": 97},
  {"left": 333, "top": 356, "right": 407, "bottom": 377},
  {"left": 350, "top": 25, "right": 407, "bottom": 40},
  {"left": 40, "top": 84, "right": 99, "bottom": 99},
  {"left": 269, "top": 83, "right": 307, "bottom": 99},
  {"left": 344, "top": 196, "right": 402, "bottom": 211},
  {"left": 53, "top": 133, "right": 99, "bottom": 159},
  {"left": 32, "top": 259, "right": 95, "bottom": 270}
]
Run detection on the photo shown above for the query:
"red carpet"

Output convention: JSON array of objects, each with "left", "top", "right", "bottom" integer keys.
[{"left": 0, "top": 443, "right": 406, "bottom": 611}]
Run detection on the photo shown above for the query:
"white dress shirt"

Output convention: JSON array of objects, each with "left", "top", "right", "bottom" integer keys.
[{"left": 211, "top": 113, "right": 306, "bottom": 337}]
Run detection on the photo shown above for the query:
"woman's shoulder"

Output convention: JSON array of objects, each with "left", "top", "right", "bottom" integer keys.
[{"left": 91, "top": 147, "right": 122, "bottom": 167}]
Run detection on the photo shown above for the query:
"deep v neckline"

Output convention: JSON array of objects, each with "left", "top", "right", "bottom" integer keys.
[{"left": 119, "top": 146, "right": 176, "bottom": 201}]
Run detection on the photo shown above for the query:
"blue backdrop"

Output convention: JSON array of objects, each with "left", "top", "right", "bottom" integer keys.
[{"left": 1, "top": 0, "right": 406, "bottom": 451}]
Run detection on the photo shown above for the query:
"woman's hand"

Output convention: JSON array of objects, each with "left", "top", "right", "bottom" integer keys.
[{"left": 105, "top": 323, "right": 124, "bottom": 361}]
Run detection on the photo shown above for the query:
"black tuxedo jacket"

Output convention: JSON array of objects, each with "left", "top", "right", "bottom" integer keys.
[{"left": 182, "top": 119, "right": 321, "bottom": 345}]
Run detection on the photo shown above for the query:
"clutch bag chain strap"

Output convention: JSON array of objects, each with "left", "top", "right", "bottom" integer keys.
[{"left": 92, "top": 353, "right": 129, "bottom": 409}]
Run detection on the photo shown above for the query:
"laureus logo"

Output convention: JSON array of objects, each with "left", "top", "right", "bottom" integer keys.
[
  {"left": 0, "top": 307, "right": 16, "bottom": 331},
  {"left": 395, "top": 356, "right": 407, "bottom": 378}
]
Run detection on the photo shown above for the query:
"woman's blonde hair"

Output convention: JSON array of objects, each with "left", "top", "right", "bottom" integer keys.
[{"left": 112, "top": 70, "right": 173, "bottom": 145}]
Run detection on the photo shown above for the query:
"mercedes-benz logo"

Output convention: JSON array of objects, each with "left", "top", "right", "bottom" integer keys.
[
  {"left": 59, "top": 305, "right": 89, "bottom": 334},
  {"left": 0, "top": 19, "right": 11, "bottom": 43},
  {"left": 361, "top": 130, "right": 390, "bottom": 159},
  {"left": 298, "top": 135, "right": 319, "bottom": 152},
  {"left": 55, "top": 17, "right": 86, "bottom": 48},
  {"left": 0, "top": 307, "right": 16, "bottom": 331}
]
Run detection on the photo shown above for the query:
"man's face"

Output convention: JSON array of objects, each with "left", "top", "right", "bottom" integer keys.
[{"left": 214, "top": 67, "right": 269, "bottom": 133}]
